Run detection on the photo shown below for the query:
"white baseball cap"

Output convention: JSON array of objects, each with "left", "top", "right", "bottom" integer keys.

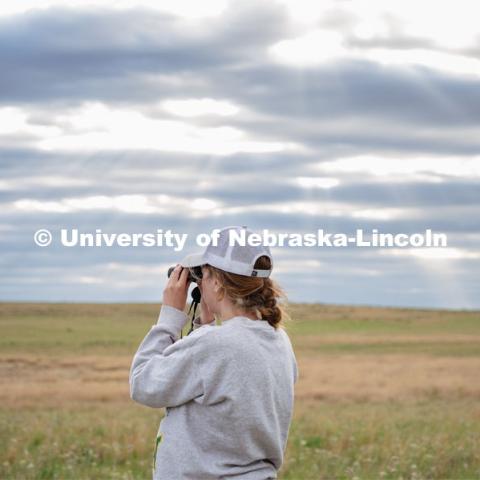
[{"left": 179, "top": 225, "right": 273, "bottom": 278}]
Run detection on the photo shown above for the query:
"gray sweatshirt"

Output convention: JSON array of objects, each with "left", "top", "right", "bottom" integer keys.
[{"left": 129, "top": 304, "right": 299, "bottom": 480}]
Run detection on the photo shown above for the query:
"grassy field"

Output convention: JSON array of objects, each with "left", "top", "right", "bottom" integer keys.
[{"left": 1, "top": 302, "right": 479, "bottom": 479}]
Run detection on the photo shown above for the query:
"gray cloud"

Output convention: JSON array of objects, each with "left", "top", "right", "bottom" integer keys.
[{"left": 0, "top": 1, "right": 293, "bottom": 103}]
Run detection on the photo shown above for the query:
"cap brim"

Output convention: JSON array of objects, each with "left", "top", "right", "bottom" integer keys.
[{"left": 179, "top": 252, "right": 205, "bottom": 268}]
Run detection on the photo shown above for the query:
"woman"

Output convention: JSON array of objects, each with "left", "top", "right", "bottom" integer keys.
[{"left": 129, "top": 226, "right": 299, "bottom": 480}]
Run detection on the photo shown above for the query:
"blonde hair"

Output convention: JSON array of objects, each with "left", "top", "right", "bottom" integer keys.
[{"left": 204, "top": 256, "right": 290, "bottom": 330}]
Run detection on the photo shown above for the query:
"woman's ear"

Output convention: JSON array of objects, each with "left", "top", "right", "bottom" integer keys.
[
  {"left": 212, "top": 279, "right": 220, "bottom": 298},
  {"left": 202, "top": 265, "right": 209, "bottom": 278}
]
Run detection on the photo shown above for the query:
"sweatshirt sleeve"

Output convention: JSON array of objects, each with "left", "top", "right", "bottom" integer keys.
[
  {"left": 129, "top": 304, "right": 208, "bottom": 409},
  {"left": 293, "top": 358, "right": 299, "bottom": 384}
]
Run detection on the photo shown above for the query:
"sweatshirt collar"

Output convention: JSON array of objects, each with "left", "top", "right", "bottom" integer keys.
[{"left": 222, "top": 316, "right": 272, "bottom": 328}]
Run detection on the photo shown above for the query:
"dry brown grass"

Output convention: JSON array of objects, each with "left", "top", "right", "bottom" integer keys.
[
  {"left": 296, "top": 353, "right": 480, "bottom": 403},
  {"left": 0, "top": 354, "right": 131, "bottom": 408},
  {"left": 2, "top": 351, "right": 480, "bottom": 409}
]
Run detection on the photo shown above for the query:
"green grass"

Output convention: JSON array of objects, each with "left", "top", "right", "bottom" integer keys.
[
  {"left": 1, "top": 400, "right": 479, "bottom": 480},
  {"left": 284, "top": 398, "right": 480, "bottom": 480},
  {"left": 306, "top": 341, "right": 480, "bottom": 357},
  {"left": 0, "top": 303, "right": 159, "bottom": 355},
  {"left": 0, "top": 405, "right": 156, "bottom": 480},
  {"left": 1, "top": 302, "right": 479, "bottom": 355},
  {"left": 287, "top": 303, "right": 480, "bottom": 336}
]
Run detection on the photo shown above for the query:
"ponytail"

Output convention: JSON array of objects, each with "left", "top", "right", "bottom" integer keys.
[{"left": 205, "top": 256, "right": 290, "bottom": 330}]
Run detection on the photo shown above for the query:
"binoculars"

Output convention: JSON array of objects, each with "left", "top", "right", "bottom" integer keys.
[
  {"left": 167, "top": 266, "right": 202, "bottom": 331},
  {"left": 167, "top": 265, "right": 203, "bottom": 283}
]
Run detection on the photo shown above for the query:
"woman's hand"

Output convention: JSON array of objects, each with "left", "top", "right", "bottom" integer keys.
[
  {"left": 162, "top": 264, "right": 191, "bottom": 311},
  {"left": 198, "top": 283, "right": 215, "bottom": 324}
]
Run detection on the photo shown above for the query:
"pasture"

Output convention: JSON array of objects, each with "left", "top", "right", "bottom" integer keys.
[{"left": 1, "top": 302, "right": 479, "bottom": 479}]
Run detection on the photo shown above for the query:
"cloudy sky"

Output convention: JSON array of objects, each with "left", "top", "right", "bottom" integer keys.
[{"left": 1, "top": 0, "right": 479, "bottom": 309}]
